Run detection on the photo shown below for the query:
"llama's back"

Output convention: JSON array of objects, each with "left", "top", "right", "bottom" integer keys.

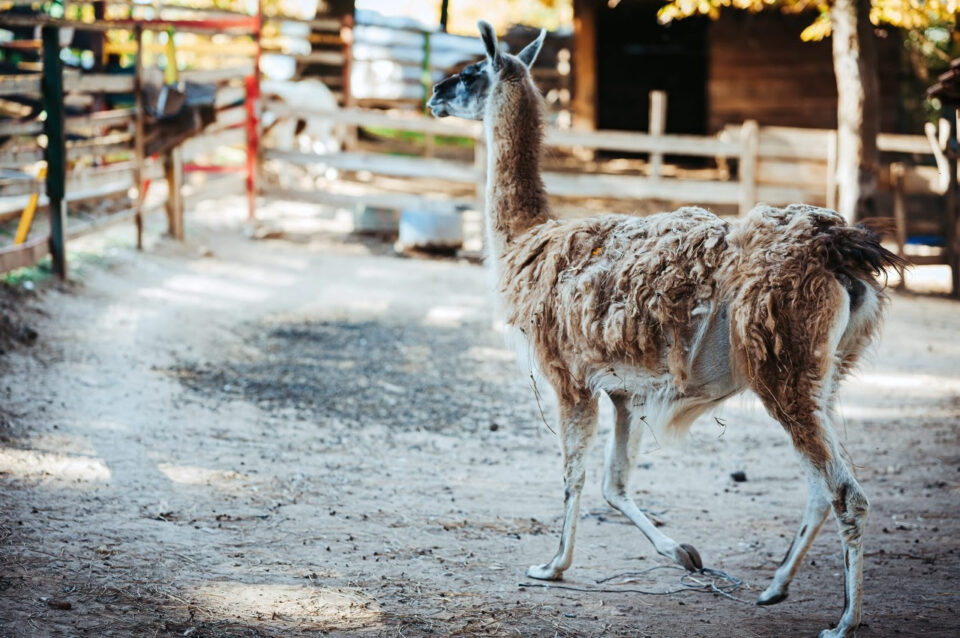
[{"left": 499, "top": 204, "right": 900, "bottom": 411}]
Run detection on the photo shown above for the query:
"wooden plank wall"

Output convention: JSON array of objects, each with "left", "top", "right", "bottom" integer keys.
[{"left": 707, "top": 11, "right": 901, "bottom": 133}]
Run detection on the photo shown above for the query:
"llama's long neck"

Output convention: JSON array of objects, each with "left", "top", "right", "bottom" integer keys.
[{"left": 483, "top": 77, "right": 550, "bottom": 263}]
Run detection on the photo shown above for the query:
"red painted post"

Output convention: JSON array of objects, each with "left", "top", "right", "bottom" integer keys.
[
  {"left": 245, "top": 3, "right": 262, "bottom": 221},
  {"left": 245, "top": 74, "right": 259, "bottom": 221}
]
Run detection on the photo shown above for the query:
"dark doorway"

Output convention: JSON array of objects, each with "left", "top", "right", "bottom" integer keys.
[{"left": 596, "top": 1, "right": 708, "bottom": 135}]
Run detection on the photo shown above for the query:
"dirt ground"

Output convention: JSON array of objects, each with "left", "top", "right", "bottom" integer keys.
[{"left": 0, "top": 197, "right": 958, "bottom": 638}]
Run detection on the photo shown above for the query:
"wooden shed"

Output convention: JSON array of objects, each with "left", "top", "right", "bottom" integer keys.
[{"left": 572, "top": 0, "right": 903, "bottom": 135}]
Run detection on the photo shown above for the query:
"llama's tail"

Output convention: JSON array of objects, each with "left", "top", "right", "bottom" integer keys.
[{"left": 821, "top": 219, "right": 908, "bottom": 284}]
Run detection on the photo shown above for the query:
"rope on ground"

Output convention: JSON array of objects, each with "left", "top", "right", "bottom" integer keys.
[{"left": 519, "top": 564, "right": 750, "bottom": 604}]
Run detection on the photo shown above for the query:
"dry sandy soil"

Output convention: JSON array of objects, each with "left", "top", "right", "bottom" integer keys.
[{"left": 0, "top": 198, "right": 958, "bottom": 637}]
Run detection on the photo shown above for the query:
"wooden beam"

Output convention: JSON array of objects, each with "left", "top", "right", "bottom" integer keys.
[
  {"left": 263, "top": 149, "right": 480, "bottom": 183},
  {"left": 263, "top": 104, "right": 742, "bottom": 157},
  {"left": 541, "top": 171, "right": 743, "bottom": 204},
  {"left": 64, "top": 72, "right": 135, "bottom": 93},
  {"left": 0, "top": 74, "right": 41, "bottom": 96},
  {"left": 0, "top": 236, "right": 49, "bottom": 274},
  {"left": 261, "top": 185, "right": 474, "bottom": 213}
]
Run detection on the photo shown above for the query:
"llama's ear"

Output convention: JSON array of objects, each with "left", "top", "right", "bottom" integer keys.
[
  {"left": 478, "top": 20, "right": 501, "bottom": 69},
  {"left": 517, "top": 29, "right": 546, "bottom": 68}
]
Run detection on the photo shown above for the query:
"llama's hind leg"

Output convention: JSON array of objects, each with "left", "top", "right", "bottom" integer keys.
[
  {"left": 780, "top": 421, "right": 868, "bottom": 638},
  {"left": 755, "top": 386, "right": 868, "bottom": 636},
  {"left": 601, "top": 393, "right": 702, "bottom": 572},
  {"left": 526, "top": 396, "right": 598, "bottom": 581},
  {"left": 756, "top": 467, "right": 831, "bottom": 605}
]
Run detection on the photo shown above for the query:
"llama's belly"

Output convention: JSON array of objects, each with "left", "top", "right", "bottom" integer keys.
[
  {"left": 588, "top": 302, "right": 743, "bottom": 435},
  {"left": 592, "top": 302, "right": 738, "bottom": 396}
]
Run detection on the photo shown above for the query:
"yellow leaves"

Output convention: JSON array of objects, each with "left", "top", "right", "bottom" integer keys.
[
  {"left": 658, "top": 0, "right": 958, "bottom": 29},
  {"left": 869, "top": 0, "right": 959, "bottom": 30},
  {"left": 659, "top": 0, "right": 792, "bottom": 23},
  {"left": 800, "top": 11, "right": 832, "bottom": 40}
]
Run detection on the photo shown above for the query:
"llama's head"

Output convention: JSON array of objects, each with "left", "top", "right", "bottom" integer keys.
[{"left": 427, "top": 21, "right": 545, "bottom": 120}]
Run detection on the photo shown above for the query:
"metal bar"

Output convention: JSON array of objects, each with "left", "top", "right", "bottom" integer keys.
[{"left": 42, "top": 26, "right": 68, "bottom": 280}]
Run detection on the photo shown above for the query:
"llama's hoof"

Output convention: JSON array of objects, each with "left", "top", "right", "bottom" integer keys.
[
  {"left": 674, "top": 543, "right": 703, "bottom": 572},
  {"left": 525, "top": 563, "right": 562, "bottom": 581},
  {"left": 756, "top": 585, "right": 789, "bottom": 606},
  {"left": 818, "top": 626, "right": 858, "bottom": 638}
]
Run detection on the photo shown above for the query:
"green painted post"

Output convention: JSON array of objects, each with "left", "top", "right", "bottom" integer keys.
[
  {"left": 41, "top": 26, "right": 67, "bottom": 279},
  {"left": 421, "top": 30, "right": 431, "bottom": 111},
  {"left": 421, "top": 31, "right": 435, "bottom": 155}
]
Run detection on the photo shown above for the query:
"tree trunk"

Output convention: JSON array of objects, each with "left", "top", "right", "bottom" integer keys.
[{"left": 831, "top": 0, "right": 880, "bottom": 222}]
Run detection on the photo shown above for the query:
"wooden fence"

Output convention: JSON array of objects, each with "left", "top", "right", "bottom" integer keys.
[
  {"left": 260, "top": 101, "right": 937, "bottom": 219},
  {"left": 0, "top": 12, "right": 260, "bottom": 277},
  {"left": 0, "top": 10, "right": 943, "bottom": 281}
]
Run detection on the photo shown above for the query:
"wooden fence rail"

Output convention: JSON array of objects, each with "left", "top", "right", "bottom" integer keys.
[{"left": 261, "top": 104, "right": 886, "bottom": 215}]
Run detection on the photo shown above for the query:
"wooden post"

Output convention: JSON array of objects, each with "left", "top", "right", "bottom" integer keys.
[
  {"left": 340, "top": 13, "right": 357, "bottom": 151},
  {"left": 41, "top": 25, "right": 67, "bottom": 279},
  {"left": 738, "top": 119, "right": 759, "bottom": 216},
  {"left": 648, "top": 90, "right": 666, "bottom": 179},
  {"left": 164, "top": 147, "right": 184, "bottom": 240},
  {"left": 944, "top": 106, "right": 959, "bottom": 298},
  {"left": 133, "top": 24, "right": 146, "bottom": 249},
  {"left": 890, "top": 162, "right": 907, "bottom": 260},
  {"left": 826, "top": 130, "right": 838, "bottom": 210},
  {"left": 571, "top": 0, "right": 597, "bottom": 133}
]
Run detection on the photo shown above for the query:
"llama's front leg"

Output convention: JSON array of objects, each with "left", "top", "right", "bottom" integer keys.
[
  {"left": 526, "top": 397, "right": 598, "bottom": 581},
  {"left": 601, "top": 394, "right": 702, "bottom": 572},
  {"left": 757, "top": 468, "right": 831, "bottom": 605}
]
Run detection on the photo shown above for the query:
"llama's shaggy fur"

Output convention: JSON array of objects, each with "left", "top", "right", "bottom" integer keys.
[
  {"left": 427, "top": 22, "right": 905, "bottom": 638},
  {"left": 501, "top": 203, "right": 894, "bottom": 469}
]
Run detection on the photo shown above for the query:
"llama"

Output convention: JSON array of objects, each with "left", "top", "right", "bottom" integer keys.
[{"left": 427, "top": 22, "right": 904, "bottom": 638}]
